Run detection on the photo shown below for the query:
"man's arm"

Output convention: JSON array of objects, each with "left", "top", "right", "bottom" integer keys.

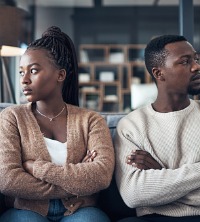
[
  {"left": 114, "top": 124, "right": 200, "bottom": 209},
  {"left": 126, "top": 150, "right": 162, "bottom": 170}
]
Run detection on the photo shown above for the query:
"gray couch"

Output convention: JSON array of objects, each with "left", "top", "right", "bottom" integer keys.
[{"left": 0, "top": 103, "right": 136, "bottom": 221}]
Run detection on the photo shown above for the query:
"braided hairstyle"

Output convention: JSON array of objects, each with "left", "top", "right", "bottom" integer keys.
[
  {"left": 145, "top": 35, "right": 187, "bottom": 82},
  {"left": 27, "top": 26, "right": 79, "bottom": 106}
]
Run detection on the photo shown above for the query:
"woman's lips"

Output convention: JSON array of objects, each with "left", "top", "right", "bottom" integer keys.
[{"left": 23, "top": 88, "right": 32, "bottom": 95}]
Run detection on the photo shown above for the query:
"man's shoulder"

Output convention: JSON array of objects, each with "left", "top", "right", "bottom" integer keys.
[
  {"left": 125, "top": 105, "right": 151, "bottom": 120},
  {"left": 193, "top": 99, "right": 200, "bottom": 106},
  {"left": 118, "top": 105, "right": 151, "bottom": 128},
  {"left": 190, "top": 99, "right": 200, "bottom": 112}
]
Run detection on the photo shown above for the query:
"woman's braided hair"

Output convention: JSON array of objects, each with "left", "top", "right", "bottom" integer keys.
[{"left": 27, "top": 26, "right": 79, "bottom": 106}]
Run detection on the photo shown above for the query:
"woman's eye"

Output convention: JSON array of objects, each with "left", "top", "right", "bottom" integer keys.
[
  {"left": 19, "top": 71, "right": 25, "bottom": 76},
  {"left": 31, "top": 68, "right": 37, "bottom": 74}
]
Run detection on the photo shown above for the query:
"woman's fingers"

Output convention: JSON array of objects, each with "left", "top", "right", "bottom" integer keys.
[{"left": 82, "top": 150, "right": 97, "bottom": 163}]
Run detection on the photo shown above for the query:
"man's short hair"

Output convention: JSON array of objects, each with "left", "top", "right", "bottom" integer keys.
[{"left": 145, "top": 35, "right": 187, "bottom": 80}]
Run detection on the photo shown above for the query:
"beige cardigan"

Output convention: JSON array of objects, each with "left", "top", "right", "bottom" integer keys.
[{"left": 0, "top": 103, "right": 114, "bottom": 216}]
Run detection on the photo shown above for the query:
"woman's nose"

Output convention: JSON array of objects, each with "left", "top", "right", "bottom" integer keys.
[{"left": 20, "top": 73, "right": 31, "bottom": 84}]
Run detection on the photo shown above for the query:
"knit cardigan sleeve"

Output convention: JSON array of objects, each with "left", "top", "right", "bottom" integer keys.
[
  {"left": 0, "top": 109, "right": 70, "bottom": 200},
  {"left": 114, "top": 116, "right": 200, "bottom": 208},
  {"left": 33, "top": 111, "right": 115, "bottom": 196}
]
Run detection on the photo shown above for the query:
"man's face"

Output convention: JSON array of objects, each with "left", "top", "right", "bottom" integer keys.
[
  {"left": 160, "top": 41, "right": 200, "bottom": 95},
  {"left": 188, "top": 55, "right": 200, "bottom": 95}
]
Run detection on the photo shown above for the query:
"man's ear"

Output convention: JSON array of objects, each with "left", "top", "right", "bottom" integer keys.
[
  {"left": 57, "top": 69, "right": 66, "bottom": 82},
  {"left": 152, "top": 67, "right": 165, "bottom": 81}
]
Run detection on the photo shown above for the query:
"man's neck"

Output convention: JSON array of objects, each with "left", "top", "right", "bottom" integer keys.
[{"left": 152, "top": 94, "right": 190, "bottom": 113}]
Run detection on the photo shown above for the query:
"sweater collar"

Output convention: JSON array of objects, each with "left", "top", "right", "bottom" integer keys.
[{"left": 147, "top": 99, "right": 195, "bottom": 117}]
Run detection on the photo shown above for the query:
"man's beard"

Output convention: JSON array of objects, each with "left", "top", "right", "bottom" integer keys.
[
  {"left": 188, "top": 74, "right": 200, "bottom": 95},
  {"left": 188, "top": 87, "right": 200, "bottom": 95}
]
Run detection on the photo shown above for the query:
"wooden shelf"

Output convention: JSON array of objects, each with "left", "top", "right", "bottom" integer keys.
[{"left": 78, "top": 44, "right": 149, "bottom": 112}]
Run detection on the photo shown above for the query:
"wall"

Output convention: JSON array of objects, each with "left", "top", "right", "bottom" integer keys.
[
  {"left": 73, "top": 6, "right": 200, "bottom": 49},
  {"left": 34, "top": 5, "right": 200, "bottom": 53},
  {"left": 35, "top": 6, "right": 74, "bottom": 41}
]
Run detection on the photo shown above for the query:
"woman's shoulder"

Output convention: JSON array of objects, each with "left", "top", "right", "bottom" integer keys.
[
  {"left": 66, "top": 104, "right": 105, "bottom": 124},
  {"left": 67, "top": 104, "right": 101, "bottom": 116},
  {"left": 0, "top": 103, "right": 31, "bottom": 116}
]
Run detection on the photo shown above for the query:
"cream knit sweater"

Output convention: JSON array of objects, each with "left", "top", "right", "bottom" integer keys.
[
  {"left": 115, "top": 99, "right": 200, "bottom": 217},
  {"left": 0, "top": 103, "right": 114, "bottom": 216}
]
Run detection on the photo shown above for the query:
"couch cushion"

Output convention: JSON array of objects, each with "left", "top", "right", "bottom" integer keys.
[{"left": 99, "top": 112, "right": 136, "bottom": 221}]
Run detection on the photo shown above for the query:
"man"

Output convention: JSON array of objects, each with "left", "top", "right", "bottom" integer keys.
[{"left": 114, "top": 35, "right": 200, "bottom": 222}]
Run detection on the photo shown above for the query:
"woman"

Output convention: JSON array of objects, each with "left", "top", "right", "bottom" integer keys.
[{"left": 0, "top": 26, "right": 114, "bottom": 222}]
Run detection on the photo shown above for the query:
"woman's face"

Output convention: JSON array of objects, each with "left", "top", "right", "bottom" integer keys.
[{"left": 19, "top": 49, "right": 62, "bottom": 102}]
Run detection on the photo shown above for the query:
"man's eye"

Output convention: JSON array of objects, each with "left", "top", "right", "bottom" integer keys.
[
  {"left": 31, "top": 69, "right": 37, "bottom": 74},
  {"left": 195, "top": 58, "right": 200, "bottom": 64},
  {"left": 181, "top": 60, "right": 189, "bottom": 65}
]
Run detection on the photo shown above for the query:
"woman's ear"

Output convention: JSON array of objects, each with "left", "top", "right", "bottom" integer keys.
[
  {"left": 57, "top": 69, "right": 66, "bottom": 82},
  {"left": 152, "top": 67, "right": 165, "bottom": 81}
]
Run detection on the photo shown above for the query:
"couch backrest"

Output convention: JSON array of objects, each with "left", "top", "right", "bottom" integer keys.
[
  {"left": 0, "top": 103, "right": 14, "bottom": 112},
  {"left": 100, "top": 112, "right": 126, "bottom": 138}
]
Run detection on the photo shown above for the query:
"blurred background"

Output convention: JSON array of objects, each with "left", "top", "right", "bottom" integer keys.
[{"left": 0, "top": 0, "right": 200, "bottom": 112}]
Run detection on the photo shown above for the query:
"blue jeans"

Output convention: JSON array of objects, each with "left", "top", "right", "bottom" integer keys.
[{"left": 0, "top": 199, "right": 110, "bottom": 222}]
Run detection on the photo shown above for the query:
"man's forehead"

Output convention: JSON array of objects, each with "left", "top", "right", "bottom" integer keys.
[{"left": 165, "top": 41, "right": 196, "bottom": 57}]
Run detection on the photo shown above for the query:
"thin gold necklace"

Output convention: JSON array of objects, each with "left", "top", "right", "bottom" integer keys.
[{"left": 36, "top": 105, "right": 65, "bottom": 121}]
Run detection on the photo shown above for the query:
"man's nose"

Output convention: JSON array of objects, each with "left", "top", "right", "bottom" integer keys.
[{"left": 191, "top": 60, "right": 200, "bottom": 73}]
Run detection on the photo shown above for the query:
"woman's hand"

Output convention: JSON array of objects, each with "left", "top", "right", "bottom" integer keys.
[
  {"left": 23, "top": 150, "right": 97, "bottom": 176},
  {"left": 126, "top": 150, "right": 162, "bottom": 170},
  {"left": 82, "top": 150, "right": 97, "bottom": 163},
  {"left": 23, "top": 160, "right": 34, "bottom": 175}
]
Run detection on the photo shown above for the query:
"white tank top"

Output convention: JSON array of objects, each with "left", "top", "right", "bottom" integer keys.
[{"left": 44, "top": 137, "right": 67, "bottom": 166}]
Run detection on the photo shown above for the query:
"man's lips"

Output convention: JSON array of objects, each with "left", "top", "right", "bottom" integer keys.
[{"left": 190, "top": 74, "right": 200, "bottom": 82}]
